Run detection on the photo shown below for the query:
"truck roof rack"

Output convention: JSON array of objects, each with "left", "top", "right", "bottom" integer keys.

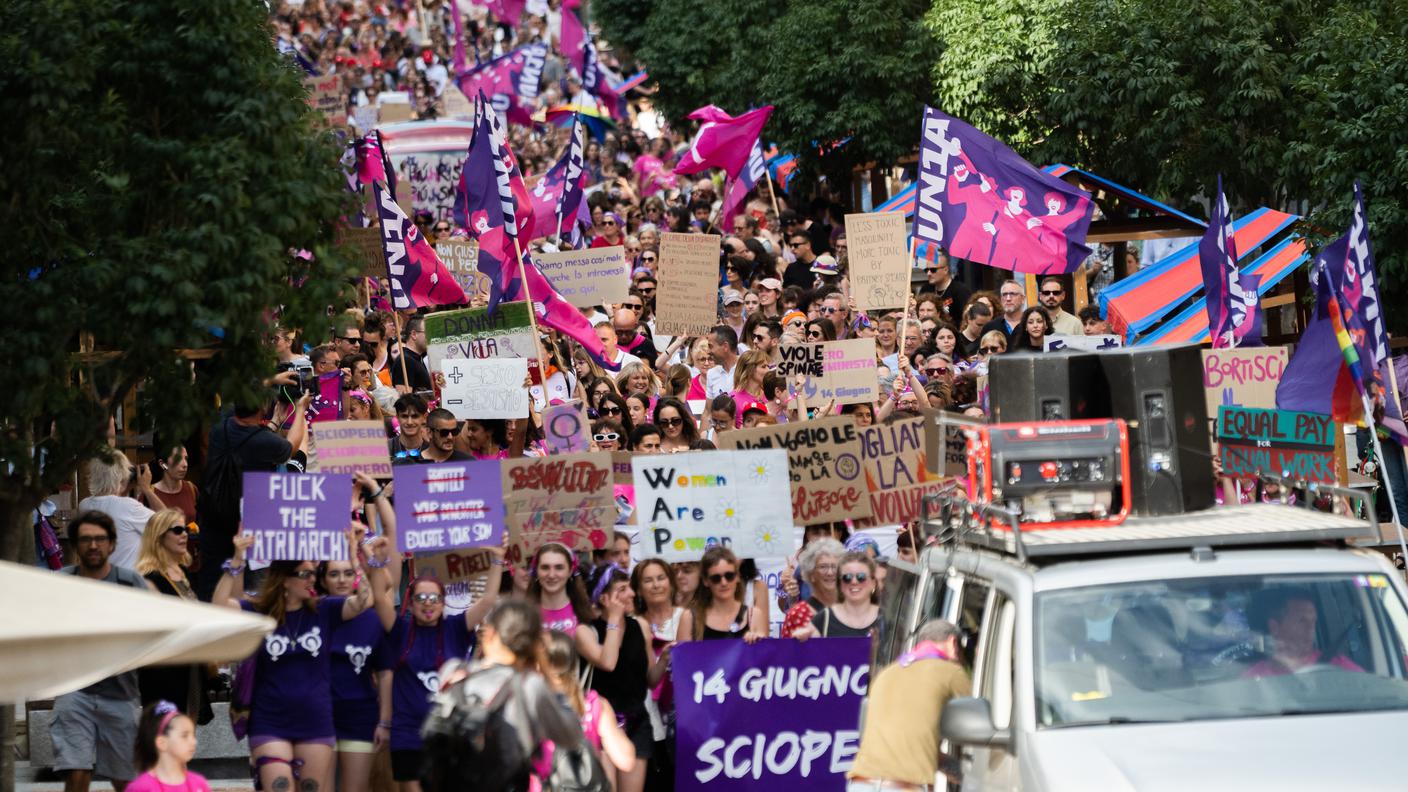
[{"left": 922, "top": 479, "right": 1384, "bottom": 562}]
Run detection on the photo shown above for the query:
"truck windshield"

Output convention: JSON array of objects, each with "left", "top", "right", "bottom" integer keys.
[{"left": 1036, "top": 572, "right": 1408, "bottom": 727}]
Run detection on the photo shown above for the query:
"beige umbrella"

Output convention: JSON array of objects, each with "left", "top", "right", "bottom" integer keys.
[{"left": 0, "top": 560, "right": 274, "bottom": 701}]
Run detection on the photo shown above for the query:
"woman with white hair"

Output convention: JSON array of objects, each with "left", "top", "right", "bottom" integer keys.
[
  {"left": 77, "top": 452, "right": 157, "bottom": 570},
  {"left": 779, "top": 538, "right": 846, "bottom": 638}
]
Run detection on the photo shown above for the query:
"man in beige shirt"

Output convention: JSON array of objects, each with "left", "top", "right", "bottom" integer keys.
[
  {"left": 848, "top": 620, "right": 971, "bottom": 791},
  {"left": 1038, "top": 277, "right": 1084, "bottom": 336}
]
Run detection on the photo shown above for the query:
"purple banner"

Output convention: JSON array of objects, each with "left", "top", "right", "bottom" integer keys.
[
  {"left": 392, "top": 461, "right": 506, "bottom": 553},
  {"left": 672, "top": 637, "right": 870, "bottom": 791},
  {"left": 1199, "top": 175, "right": 1245, "bottom": 348},
  {"left": 913, "top": 106, "right": 1093, "bottom": 274},
  {"left": 242, "top": 472, "right": 353, "bottom": 560}
]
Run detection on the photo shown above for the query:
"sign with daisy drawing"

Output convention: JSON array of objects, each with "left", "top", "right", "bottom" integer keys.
[{"left": 633, "top": 449, "right": 793, "bottom": 561}]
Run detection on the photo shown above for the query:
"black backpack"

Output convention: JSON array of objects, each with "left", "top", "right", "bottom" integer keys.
[
  {"left": 543, "top": 742, "right": 610, "bottom": 792},
  {"left": 420, "top": 668, "right": 533, "bottom": 792},
  {"left": 198, "top": 419, "right": 257, "bottom": 531}
]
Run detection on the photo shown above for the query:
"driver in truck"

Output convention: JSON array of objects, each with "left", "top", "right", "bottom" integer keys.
[{"left": 1244, "top": 590, "right": 1364, "bottom": 677}]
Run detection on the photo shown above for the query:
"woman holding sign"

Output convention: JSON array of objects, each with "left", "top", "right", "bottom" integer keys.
[
  {"left": 691, "top": 547, "right": 768, "bottom": 642},
  {"left": 371, "top": 547, "right": 505, "bottom": 792},
  {"left": 793, "top": 552, "right": 880, "bottom": 640},
  {"left": 212, "top": 523, "right": 387, "bottom": 792}
]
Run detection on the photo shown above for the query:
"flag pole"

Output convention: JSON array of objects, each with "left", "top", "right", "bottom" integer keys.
[
  {"left": 763, "top": 168, "right": 783, "bottom": 225},
  {"left": 510, "top": 236, "right": 554, "bottom": 388},
  {"left": 1362, "top": 392, "right": 1408, "bottom": 563},
  {"left": 392, "top": 310, "right": 412, "bottom": 391}
]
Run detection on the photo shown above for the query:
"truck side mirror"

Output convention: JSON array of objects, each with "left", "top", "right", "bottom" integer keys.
[{"left": 941, "top": 697, "right": 1011, "bottom": 748}]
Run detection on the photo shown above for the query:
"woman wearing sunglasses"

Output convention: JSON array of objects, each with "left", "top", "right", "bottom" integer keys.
[
  {"left": 591, "top": 419, "right": 626, "bottom": 452},
  {"left": 136, "top": 510, "right": 211, "bottom": 720},
  {"left": 653, "top": 396, "right": 698, "bottom": 453},
  {"left": 370, "top": 545, "right": 504, "bottom": 792},
  {"left": 212, "top": 524, "right": 386, "bottom": 792},
  {"left": 793, "top": 551, "right": 880, "bottom": 640},
  {"left": 691, "top": 547, "right": 767, "bottom": 642}
]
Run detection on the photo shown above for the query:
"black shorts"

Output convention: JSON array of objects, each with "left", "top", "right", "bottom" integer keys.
[
  {"left": 391, "top": 749, "right": 422, "bottom": 782},
  {"left": 623, "top": 710, "right": 654, "bottom": 761}
]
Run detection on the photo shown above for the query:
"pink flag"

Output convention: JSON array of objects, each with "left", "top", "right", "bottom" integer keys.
[
  {"left": 482, "top": 0, "right": 525, "bottom": 27},
  {"left": 519, "top": 252, "right": 621, "bottom": 370},
  {"left": 355, "top": 133, "right": 387, "bottom": 187},
  {"left": 721, "top": 141, "right": 766, "bottom": 229},
  {"left": 372, "top": 181, "right": 468, "bottom": 310},
  {"left": 561, "top": 10, "right": 587, "bottom": 77},
  {"left": 673, "top": 105, "right": 773, "bottom": 179}
]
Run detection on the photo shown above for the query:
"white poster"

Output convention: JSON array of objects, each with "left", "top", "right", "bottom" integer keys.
[
  {"left": 632, "top": 449, "right": 792, "bottom": 562},
  {"left": 440, "top": 358, "right": 530, "bottom": 419}
]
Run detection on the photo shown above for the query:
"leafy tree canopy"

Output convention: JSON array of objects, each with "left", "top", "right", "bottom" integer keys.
[{"left": 0, "top": 0, "right": 357, "bottom": 557}]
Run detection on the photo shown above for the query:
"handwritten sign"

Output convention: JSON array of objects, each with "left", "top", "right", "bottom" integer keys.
[
  {"left": 543, "top": 400, "right": 591, "bottom": 454},
  {"left": 776, "top": 339, "right": 879, "bottom": 406},
  {"left": 1217, "top": 406, "right": 1341, "bottom": 485},
  {"left": 1201, "top": 346, "right": 1290, "bottom": 450},
  {"left": 501, "top": 454, "right": 616, "bottom": 570},
  {"left": 657, "top": 233, "right": 721, "bottom": 336},
  {"left": 1045, "top": 334, "right": 1122, "bottom": 352},
  {"left": 434, "top": 238, "right": 492, "bottom": 300},
  {"left": 303, "top": 74, "right": 344, "bottom": 122},
  {"left": 673, "top": 638, "right": 869, "bottom": 791},
  {"left": 716, "top": 416, "right": 873, "bottom": 524},
  {"left": 308, "top": 421, "right": 392, "bottom": 478},
  {"left": 440, "top": 358, "right": 530, "bottom": 419},
  {"left": 392, "top": 151, "right": 463, "bottom": 223},
  {"left": 534, "top": 246, "right": 630, "bottom": 308},
  {"left": 392, "top": 461, "right": 506, "bottom": 552},
  {"left": 634, "top": 450, "right": 792, "bottom": 561},
  {"left": 857, "top": 415, "right": 947, "bottom": 525},
  {"left": 846, "top": 212, "right": 910, "bottom": 311},
  {"left": 425, "top": 302, "right": 537, "bottom": 374},
  {"left": 415, "top": 547, "right": 497, "bottom": 585},
  {"left": 339, "top": 226, "right": 388, "bottom": 279},
  {"left": 241, "top": 472, "right": 353, "bottom": 560}
]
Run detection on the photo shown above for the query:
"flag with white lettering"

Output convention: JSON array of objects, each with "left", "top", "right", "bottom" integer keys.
[
  {"left": 455, "top": 43, "right": 547, "bottom": 127},
  {"left": 913, "top": 106, "right": 1093, "bottom": 274},
  {"left": 1199, "top": 175, "right": 1249, "bottom": 348},
  {"left": 529, "top": 119, "right": 587, "bottom": 241},
  {"left": 372, "top": 180, "right": 468, "bottom": 310}
]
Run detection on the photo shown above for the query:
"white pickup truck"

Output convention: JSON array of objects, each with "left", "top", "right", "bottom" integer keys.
[{"left": 875, "top": 499, "right": 1408, "bottom": 790}]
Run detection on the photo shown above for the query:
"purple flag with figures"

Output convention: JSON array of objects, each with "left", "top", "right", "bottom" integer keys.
[
  {"left": 721, "top": 140, "right": 765, "bottom": 231},
  {"left": 241, "top": 472, "right": 354, "bottom": 561},
  {"left": 392, "top": 461, "right": 506, "bottom": 553},
  {"left": 1199, "top": 175, "right": 1248, "bottom": 348},
  {"left": 456, "top": 43, "right": 547, "bottom": 127},
  {"left": 913, "top": 106, "right": 1094, "bottom": 274},
  {"left": 373, "top": 181, "right": 468, "bottom": 310},
  {"left": 1234, "top": 272, "right": 1263, "bottom": 346},
  {"left": 672, "top": 638, "right": 869, "bottom": 791},
  {"left": 529, "top": 119, "right": 587, "bottom": 240},
  {"left": 1277, "top": 252, "right": 1365, "bottom": 423}
]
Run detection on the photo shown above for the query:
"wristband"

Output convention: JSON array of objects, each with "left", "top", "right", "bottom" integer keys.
[
  {"left": 376, "top": 721, "right": 392, "bottom": 730},
  {"left": 221, "top": 559, "right": 245, "bottom": 576},
  {"left": 606, "top": 623, "right": 621, "bottom": 632},
  {"left": 370, "top": 484, "right": 388, "bottom": 500},
  {"left": 490, "top": 557, "right": 506, "bottom": 566},
  {"left": 365, "top": 555, "right": 389, "bottom": 569}
]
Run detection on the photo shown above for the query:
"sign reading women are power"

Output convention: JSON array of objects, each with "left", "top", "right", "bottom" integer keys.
[
  {"left": 633, "top": 449, "right": 792, "bottom": 561},
  {"left": 393, "top": 460, "right": 507, "bottom": 553},
  {"left": 673, "top": 637, "right": 870, "bottom": 791},
  {"left": 242, "top": 472, "right": 353, "bottom": 560}
]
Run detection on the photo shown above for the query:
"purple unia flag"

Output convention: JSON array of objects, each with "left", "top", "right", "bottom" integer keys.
[
  {"left": 912, "top": 106, "right": 1093, "bottom": 274},
  {"left": 529, "top": 119, "right": 587, "bottom": 240},
  {"left": 1199, "top": 175, "right": 1248, "bottom": 348},
  {"left": 721, "top": 140, "right": 765, "bottom": 230}
]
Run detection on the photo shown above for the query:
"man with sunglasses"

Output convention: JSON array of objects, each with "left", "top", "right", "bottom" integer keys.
[
  {"left": 421, "top": 408, "right": 472, "bottom": 463},
  {"left": 1037, "top": 276, "right": 1083, "bottom": 335},
  {"left": 594, "top": 321, "right": 642, "bottom": 369},
  {"left": 612, "top": 306, "right": 658, "bottom": 362},
  {"left": 332, "top": 323, "right": 363, "bottom": 360},
  {"left": 52, "top": 511, "right": 149, "bottom": 792},
  {"left": 749, "top": 321, "right": 782, "bottom": 363},
  {"left": 917, "top": 253, "right": 970, "bottom": 323},
  {"left": 782, "top": 234, "right": 818, "bottom": 290},
  {"left": 982, "top": 279, "right": 1028, "bottom": 343}
]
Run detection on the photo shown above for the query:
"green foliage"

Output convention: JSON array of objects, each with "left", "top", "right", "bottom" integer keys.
[
  {"left": 0, "top": 0, "right": 357, "bottom": 523},
  {"left": 597, "top": 0, "right": 939, "bottom": 187}
]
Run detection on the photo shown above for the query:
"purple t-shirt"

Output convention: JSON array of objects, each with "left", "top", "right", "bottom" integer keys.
[
  {"left": 330, "top": 608, "right": 385, "bottom": 704},
  {"left": 376, "top": 616, "right": 475, "bottom": 751},
  {"left": 239, "top": 596, "right": 346, "bottom": 741}
]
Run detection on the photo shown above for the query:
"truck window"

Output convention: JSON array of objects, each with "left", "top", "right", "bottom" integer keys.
[
  {"left": 1034, "top": 572, "right": 1408, "bottom": 727},
  {"left": 978, "top": 596, "right": 1017, "bottom": 730},
  {"left": 956, "top": 577, "right": 991, "bottom": 670},
  {"left": 875, "top": 562, "right": 919, "bottom": 667}
]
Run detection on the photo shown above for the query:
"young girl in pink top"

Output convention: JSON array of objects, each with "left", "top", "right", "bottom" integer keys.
[{"left": 125, "top": 701, "right": 212, "bottom": 792}]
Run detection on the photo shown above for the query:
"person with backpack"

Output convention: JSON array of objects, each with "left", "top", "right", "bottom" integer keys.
[
  {"left": 541, "top": 632, "right": 632, "bottom": 791},
  {"left": 371, "top": 552, "right": 506, "bottom": 792},
  {"left": 418, "top": 600, "right": 588, "bottom": 792},
  {"left": 194, "top": 393, "right": 311, "bottom": 601}
]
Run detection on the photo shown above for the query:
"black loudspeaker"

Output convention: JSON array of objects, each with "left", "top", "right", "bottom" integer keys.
[
  {"left": 988, "top": 353, "right": 1109, "bottom": 423},
  {"left": 1094, "top": 345, "right": 1212, "bottom": 516}
]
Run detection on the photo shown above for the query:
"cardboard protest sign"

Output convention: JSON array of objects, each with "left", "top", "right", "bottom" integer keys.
[
  {"left": 339, "top": 226, "right": 388, "bottom": 279},
  {"left": 1217, "top": 407, "right": 1342, "bottom": 485},
  {"left": 846, "top": 211, "right": 910, "bottom": 311},
  {"left": 308, "top": 421, "right": 392, "bottom": 478},
  {"left": 1045, "top": 334, "right": 1122, "bottom": 352},
  {"left": 303, "top": 73, "right": 344, "bottom": 122},
  {"left": 656, "top": 232, "right": 721, "bottom": 336},
  {"left": 501, "top": 453, "right": 616, "bottom": 569},
  {"left": 673, "top": 637, "right": 869, "bottom": 791},
  {"left": 716, "top": 416, "right": 873, "bottom": 524},
  {"left": 415, "top": 547, "right": 497, "bottom": 585},
  {"left": 1201, "top": 346, "right": 1290, "bottom": 453},
  {"left": 440, "top": 358, "right": 530, "bottom": 419},
  {"left": 542, "top": 400, "right": 592, "bottom": 454},
  {"left": 352, "top": 103, "right": 380, "bottom": 133},
  {"left": 776, "top": 339, "right": 879, "bottom": 406},
  {"left": 392, "top": 460, "right": 506, "bottom": 553},
  {"left": 434, "top": 238, "right": 492, "bottom": 300},
  {"left": 391, "top": 149, "right": 462, "bottom": 222},
  {"left": 923, "top": 411, "right": 984, "bottom": 477},
  {"left": 633, "top": 450, "right": 792, "bottom": 561},
  {"left": 858, "top": 415, "right": 948, "bottom": 525},
  {"left": 425, "top": 301, "right": 537, "bottom": 374},
  {"left": 242, "top": 472, "right": 353, "bottom": 560},
  {"left": 534, "top": 246, "right": 630, "bottom": 308}
]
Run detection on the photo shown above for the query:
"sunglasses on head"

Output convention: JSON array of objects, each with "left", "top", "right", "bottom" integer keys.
[
  {"left": 593, "top": 432, "right": 619, "bottom": 442},
  {"left": 841, "top": 572, "right": 870, "bottom": 584},
  {"left": 708, "top": 570, "right": 738, "bottom": 584},
  {"left": 413, "top": 592, "right": 444, "bottom": 604}
]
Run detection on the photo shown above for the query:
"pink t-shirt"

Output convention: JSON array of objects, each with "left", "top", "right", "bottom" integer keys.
[
  {"left": 125, "top": 771, "right": 212, "bottom": 792},
  {"left": 541, "top": 602, "right": 579, "bottom": 634}
]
